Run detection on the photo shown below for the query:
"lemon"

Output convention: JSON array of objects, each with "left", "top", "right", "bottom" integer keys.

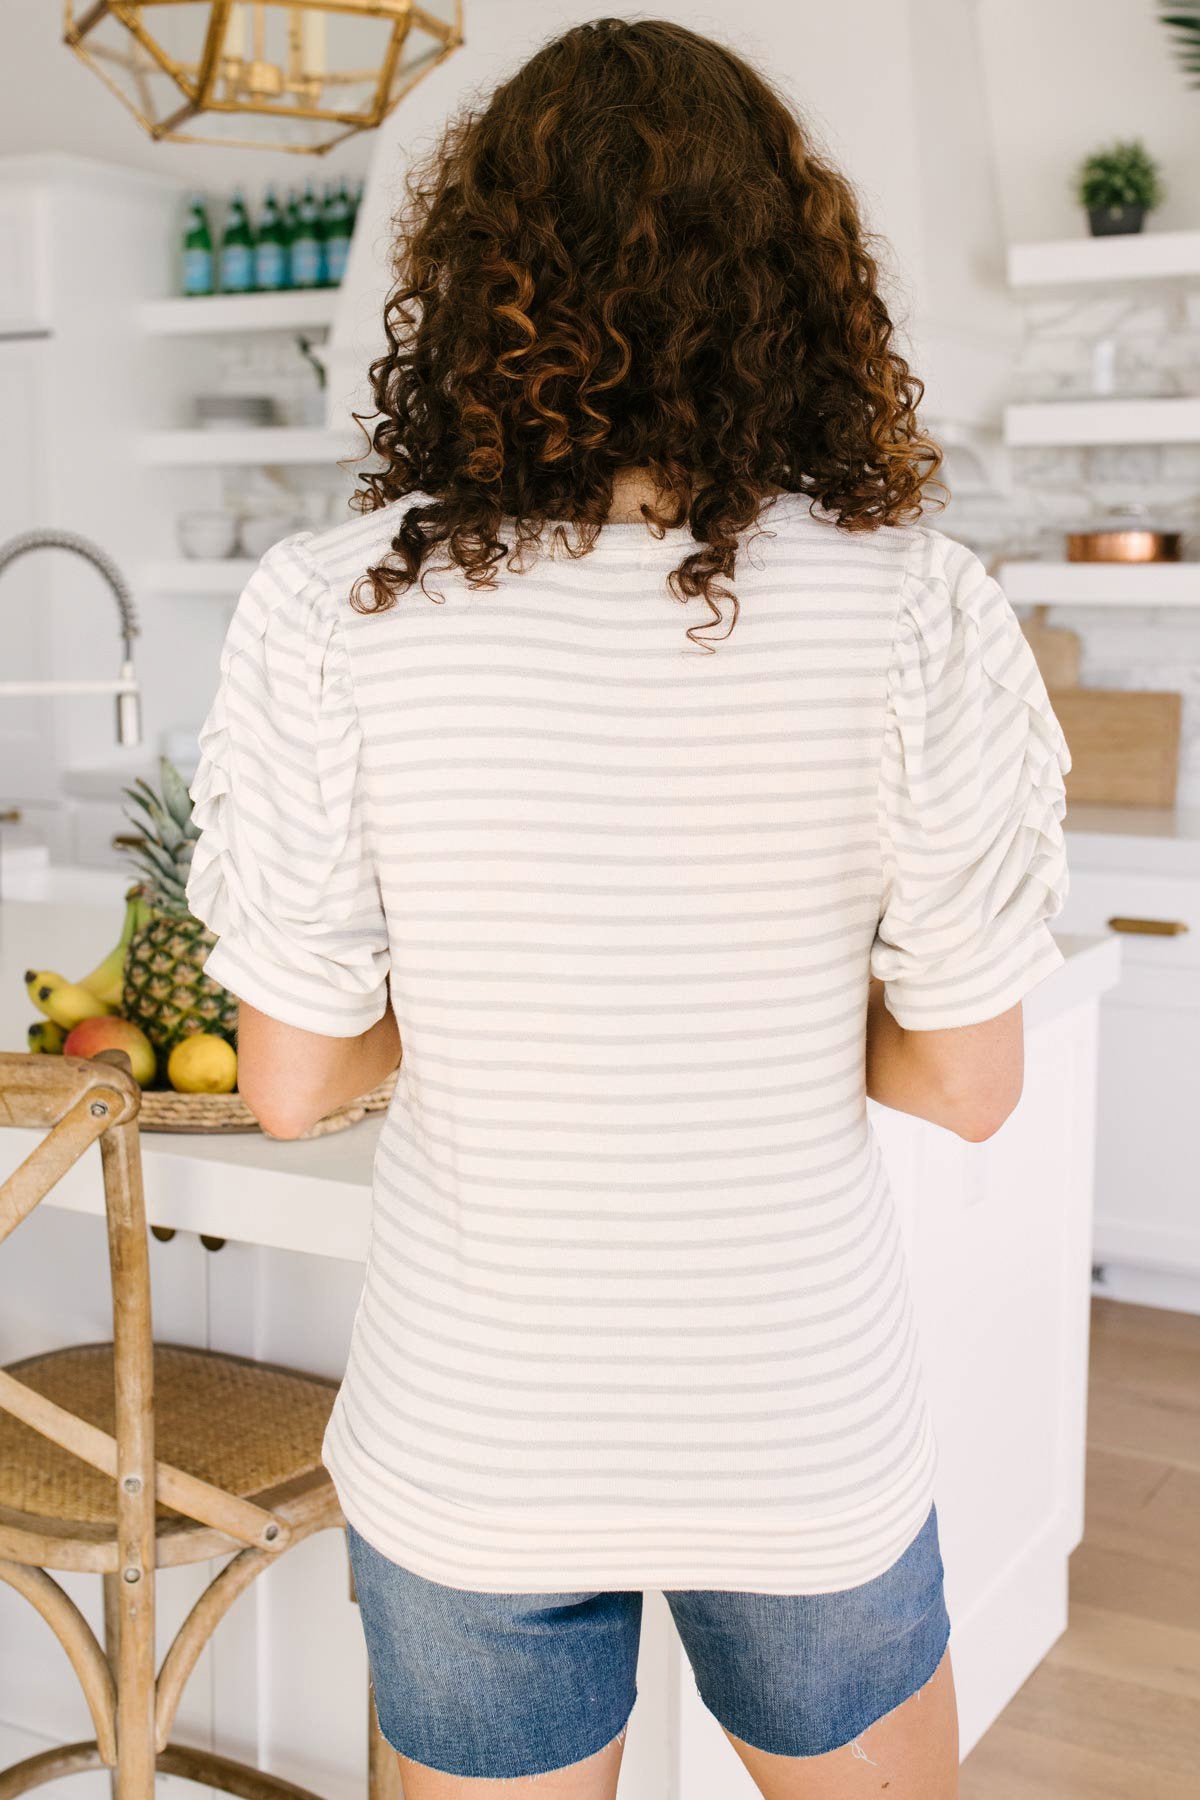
[{"left": 167, "top": 1033, "right": 238, "bottom": 1095}]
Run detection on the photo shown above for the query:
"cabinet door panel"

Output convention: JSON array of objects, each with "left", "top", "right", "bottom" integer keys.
[
  {"left": 0, "top": 338, "right": 57, "bottom": 803},
  {"left": 1093, "top": 997, "right": 1200, "bottom": 1275}
]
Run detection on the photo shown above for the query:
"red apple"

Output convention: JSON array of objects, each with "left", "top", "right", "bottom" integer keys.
[{"left": 62, "top": 1017, "right": 157, "bottom": 1088}]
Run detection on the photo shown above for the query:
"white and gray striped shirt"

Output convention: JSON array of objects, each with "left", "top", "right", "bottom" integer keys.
[{"left": 187, "top": 492, "right": 1070, "bottom": 1594}]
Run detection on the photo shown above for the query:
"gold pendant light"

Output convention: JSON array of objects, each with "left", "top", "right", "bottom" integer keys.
[{"left": 63, "top": 1, "right": 463, "bottom": 155}]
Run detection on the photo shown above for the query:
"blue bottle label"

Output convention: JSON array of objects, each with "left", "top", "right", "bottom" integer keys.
[
  {"left": 290, "top": 237, "right": 323, "bottom": 288},
  {"left": 254, "top": 242, "right": 286, "bottom": 291},
  {"left": 220, "top": 244, "right": 254, "bottom": 293},
  {"left": 324, "top": 235, "right": 350, "bottom": 284},
  {"left": 182, "top": 248, "right": 213, "bottom": 295}
]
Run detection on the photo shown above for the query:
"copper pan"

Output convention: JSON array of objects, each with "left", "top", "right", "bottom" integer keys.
[{"left": 1066, "top": 527, "right": 1182, "bottom": 563}]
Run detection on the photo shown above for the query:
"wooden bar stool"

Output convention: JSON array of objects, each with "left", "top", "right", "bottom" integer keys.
[{"left": 0, "top": 1049, "right": 401, "bottom": 1800}]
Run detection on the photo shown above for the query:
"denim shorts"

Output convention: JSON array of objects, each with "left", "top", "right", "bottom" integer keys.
[{"left": 346, "top": 1504, "right": 950, "bottom": 1780}]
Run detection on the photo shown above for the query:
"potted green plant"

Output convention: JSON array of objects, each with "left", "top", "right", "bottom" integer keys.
[
  {"left": 1159, "top": 4, "right": 1200, "bottom": 89},
  {"left": 1075, "top": 140, "right": 1165, "bottom": 236}
]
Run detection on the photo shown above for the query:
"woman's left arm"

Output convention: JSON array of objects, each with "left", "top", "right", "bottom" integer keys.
[
  {"left": 236, "top": 998, "right": 401, "bottom": 1140},
  {"left": 183, "top": 537, "right": 395, "bottom": 1133}
]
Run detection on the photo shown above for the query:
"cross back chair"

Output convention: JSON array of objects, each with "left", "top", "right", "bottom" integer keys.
[{"left": 0, "top": 1049, "right": 398, "bottom": 1800}]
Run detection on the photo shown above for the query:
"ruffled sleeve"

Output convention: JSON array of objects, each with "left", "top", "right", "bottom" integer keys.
[
  {"left": 870, "top": 530, "right": 1071, "bottom": 1030},
  {"left": 185, "top": 533, "right": 390, "bottom": 1037}
]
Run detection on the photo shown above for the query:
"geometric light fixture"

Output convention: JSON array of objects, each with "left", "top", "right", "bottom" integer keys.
[{"left": 63, "top": 2, "right": 463, "bottom": 155}]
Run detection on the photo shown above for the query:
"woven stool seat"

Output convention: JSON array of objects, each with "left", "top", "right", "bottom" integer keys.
[{"left": 0, "top": 1341, "right": 340, "bottom": 1567}]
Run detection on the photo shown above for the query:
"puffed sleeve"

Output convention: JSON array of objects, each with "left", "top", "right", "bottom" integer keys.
[
  {"left": 185, "top": 533, "right": 390, "bottom": 1036},
  {"left": 870, "top": 530, "right": 1071, "bottom": 1030}
]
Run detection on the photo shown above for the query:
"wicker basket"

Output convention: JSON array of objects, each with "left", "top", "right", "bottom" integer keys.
[{"left": 137, "top": 1069, "right": 398, "bottom": 1138}]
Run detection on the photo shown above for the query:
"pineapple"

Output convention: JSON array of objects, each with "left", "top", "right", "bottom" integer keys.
[{"left": 119, "top": 758, "right": 238, "bottom": 1058}]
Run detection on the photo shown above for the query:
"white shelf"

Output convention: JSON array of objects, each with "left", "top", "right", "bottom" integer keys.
[
  {"left": 140, "top": 558, "right": 256, "bottom": 594},
  {"left": 138, "top": 289, "right": 340, "bottom": 335},
  {"left": 1001, "top": 561, "right": 1200, "bottom": 607},
  {"left": 1003, "top": 396, "right": 1200, "bottom": 447},
  {"left": 1008, "top": 228, "right": 1200, "bottom": 290},
  {"left": 135, "top": 427, "right": 358, "bottom": 466}
]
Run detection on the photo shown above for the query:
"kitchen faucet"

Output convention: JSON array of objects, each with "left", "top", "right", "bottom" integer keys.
[{"left": 0, "top": 528, "right": 142, "bottom": 746}]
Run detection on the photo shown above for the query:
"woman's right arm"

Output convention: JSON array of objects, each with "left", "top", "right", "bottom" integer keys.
[
  {"left": 866, "top": 978, "right": 1024, "bottom": 1143},
  {"left": 867, "top": 534, "right": 1071, "bottom": 1146}
]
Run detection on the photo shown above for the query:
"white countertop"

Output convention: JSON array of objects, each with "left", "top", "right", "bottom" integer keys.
[
  {"left": 1066, "top": 802, "right": 1200, "bottom": 876},
  {"left": 0, "top": 870, "right": 1121, "bottom": 1262}
]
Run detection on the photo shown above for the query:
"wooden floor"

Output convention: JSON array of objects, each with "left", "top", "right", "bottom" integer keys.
[{"left": 961, "top": 1297, "right": 1200, "bottom": 1799}]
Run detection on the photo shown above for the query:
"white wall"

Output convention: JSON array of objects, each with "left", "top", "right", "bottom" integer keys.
[{"left": 978, "top": 0, "right": 1200, "bottom": 241}]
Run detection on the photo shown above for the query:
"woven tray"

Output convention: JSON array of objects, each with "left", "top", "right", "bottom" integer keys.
[{"left": 136, "top": 1069, "right": 398, "bottom": 1138}]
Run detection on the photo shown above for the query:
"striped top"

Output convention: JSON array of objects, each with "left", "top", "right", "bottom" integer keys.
[{"left": 186, "top": 492, "right": 1070, "bottom": 1594}]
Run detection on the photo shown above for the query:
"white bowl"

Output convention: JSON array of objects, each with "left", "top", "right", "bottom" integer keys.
[{"left": 176, "top": 511, "right": 239, "bottom": 560}]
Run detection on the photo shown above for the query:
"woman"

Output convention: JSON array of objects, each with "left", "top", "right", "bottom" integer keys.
[{"left": 186, "top": 17, "right": 1069, "bottom": 1800}]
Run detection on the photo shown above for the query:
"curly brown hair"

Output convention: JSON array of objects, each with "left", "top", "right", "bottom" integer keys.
[{"left": 350, "top": 15, "right": 944, "bottom": 647}]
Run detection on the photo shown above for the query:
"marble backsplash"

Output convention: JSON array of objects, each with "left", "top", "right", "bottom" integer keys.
[{"left": 945, "top": 277, "right": 1200, "bottom": 811}]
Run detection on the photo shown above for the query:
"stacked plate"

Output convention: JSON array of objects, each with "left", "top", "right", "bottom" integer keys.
[{"left": 194, "top": 395, "right": 277, "bottom": 430}]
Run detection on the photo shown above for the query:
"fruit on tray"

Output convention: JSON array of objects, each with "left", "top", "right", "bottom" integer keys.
[
  {"left": 25, "top": 970, "right": 114, "bottom": 1030},
  {"left": 16, "top": 762, "right": 242, "bottom": 1106},
  {"left": 22, "top": 885, "right": 151, "bottom": 1038},
  {"left": 167, "top": 1033, "right": 238, "bottom": 1095},
  {"left": 119, "top": 758, "right": 238, "bottom": 1057},
  {"left": 76, "top": 886, "right": 153, "bottom": 1009},
  {"left": 62, "top": 1017, "right": 157, "bottom": 1088}
]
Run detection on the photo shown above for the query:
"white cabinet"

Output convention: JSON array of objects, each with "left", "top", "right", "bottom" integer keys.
[{"left": 1058, "top": 810, "right": 1200, "bottom": 1283}]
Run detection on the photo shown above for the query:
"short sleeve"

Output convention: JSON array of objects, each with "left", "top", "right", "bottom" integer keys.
[
  {"left": 185, "top": 533, "right": 390, "bottom": 1037},
  {"left": 870, "top": 531, "right": 1071, "bottom": 1031}
]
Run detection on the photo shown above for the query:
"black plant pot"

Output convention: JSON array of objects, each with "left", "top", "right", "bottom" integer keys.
[{"left": 1087, "top": 203, "right": 1147, "bottom": 237}]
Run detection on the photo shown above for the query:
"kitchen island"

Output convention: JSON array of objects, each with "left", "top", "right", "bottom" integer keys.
[{"left": 0, "top": 870, "right": 1120, "bottom": 1799}]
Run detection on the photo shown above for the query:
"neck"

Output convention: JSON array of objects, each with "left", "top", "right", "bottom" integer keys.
[
  {"left": 604, "top": 469, "right": 785, "bottom": 525},
  {"left": 604, "top": 467, "right": 675, "bottom": 525}
]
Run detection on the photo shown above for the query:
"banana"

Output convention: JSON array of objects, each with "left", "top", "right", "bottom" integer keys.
[
  {"left": 24, "top": 971, "right": 114, "bottom": 1030},
  {"left": 28, "top": 1020, "right": 67, "bottom": 1054},
  {"left": 77, "top": 884, "right": 152, "bottom": 1008}
]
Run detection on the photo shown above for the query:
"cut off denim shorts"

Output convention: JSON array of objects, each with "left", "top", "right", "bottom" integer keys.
[{"left": 346, "top": 1503, "right": 951, "bottom": 1780}]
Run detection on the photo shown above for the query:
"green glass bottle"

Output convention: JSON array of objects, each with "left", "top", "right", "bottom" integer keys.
[
  {"left": 219, "top": 189, "right": 255, "bottom": 294},
  {"left": 282, "top": 190, "right": 301, "bottom": 290},
  {"left": 289, "top": 182, "right": 324, "bottom": 290},
  {"left": 322, "top": 181, "right": 353, "bottom": 286},
  {"left": 181, "top": 195, "right": 214, "bottom": 297},
  {"left": 254, "top": 187, "right": 287, "bottom": 292}
]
